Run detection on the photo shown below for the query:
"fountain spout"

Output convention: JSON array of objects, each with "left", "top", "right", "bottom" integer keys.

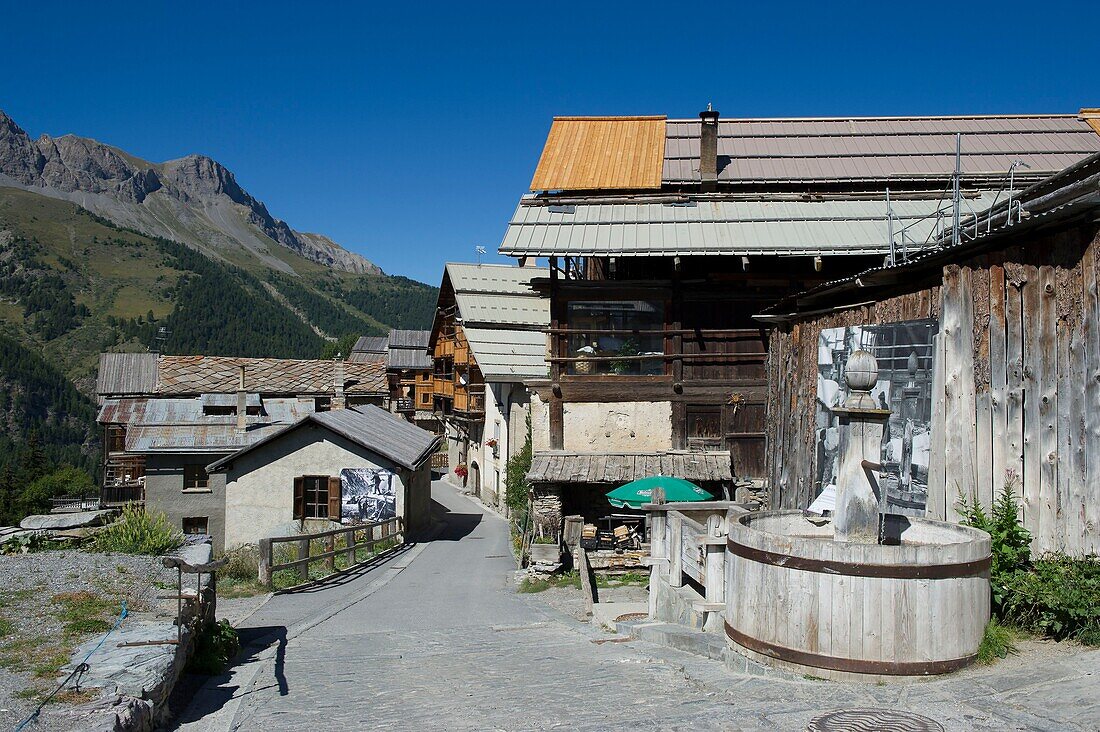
[{"left": 831, "top": 350, "right": 892, "bottom": 543}]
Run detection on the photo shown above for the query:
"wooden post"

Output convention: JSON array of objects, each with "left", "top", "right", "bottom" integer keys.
[
  {"left": 704, "top": 513, "right": 725, "bottom": 604},
  {"left": 577, "top": 544, "right": 595, "bottom": 618},
  {"left": 324, "top": 534, "right": 335, "bottom": 573},
  {"left": 258, "top": 538, "right": 273, "bottom": 589},
  {"left": 346, "top": 528, "right": 356, "bottom": 566},
  {"left": 298, "top": 537, "right": 310, "bottom": 582},
  {"left": 669, "top": 512, "right": 683, "bottom": 588},
  {"left": 647, "top": 488, "right": 667, "bottom": 620}
]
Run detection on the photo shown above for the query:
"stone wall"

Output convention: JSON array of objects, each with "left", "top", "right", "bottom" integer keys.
[{"left": 561, "top": 401, "right": 672, "bottom": 453}]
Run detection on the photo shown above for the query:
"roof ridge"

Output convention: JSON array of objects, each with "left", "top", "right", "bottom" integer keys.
[{"left": 665, "top": 113, "right": 1082, "bottom": 123}]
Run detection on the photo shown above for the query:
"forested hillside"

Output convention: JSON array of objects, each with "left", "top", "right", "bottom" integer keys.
[{"left": 0, "top": 188, "right": 438, "bottom": 488}]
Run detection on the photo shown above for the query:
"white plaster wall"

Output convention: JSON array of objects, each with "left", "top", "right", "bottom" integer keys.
[
  {"left": 562, "top": 401, "right": 673, "bottom": 452},
  {"left": 530, "top": 392, "right": 550, "bottom": 453},
  {"left": 222, "top": 423, "right": 407, "bottom": 548}
]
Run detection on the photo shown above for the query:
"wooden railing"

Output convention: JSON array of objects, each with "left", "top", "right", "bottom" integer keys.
[
  {"left": 645, "top": 499, "right": 750, "bottom": 618},
  {"left": 101, "top": 484, "right": 144, "bottom": 506},
  {"left": 51, "top": 495, "right": 101, "bottom": 512},
  {"left": 257, "top": 518, "right": 403, "bottom": 589},
  {"left": 430, "top": 452, "right": 449, "bottom": 469}
]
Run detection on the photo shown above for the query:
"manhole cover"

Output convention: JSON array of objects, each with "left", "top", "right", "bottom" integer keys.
[
  {"left": 614, "top": 613, "right": 648, "bottom": 622},
  {"left": 807, "top": 709, "right": 944, "bottom": 732}
]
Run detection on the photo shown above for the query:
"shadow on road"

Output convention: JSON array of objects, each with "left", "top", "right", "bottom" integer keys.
[{"left": 431, "top": 498, "right": 482, "bottom": 541}]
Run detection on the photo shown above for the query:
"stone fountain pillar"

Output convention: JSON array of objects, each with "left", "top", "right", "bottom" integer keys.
[{"left": 831, "top": 350, "right": 892, "bottom": 543}]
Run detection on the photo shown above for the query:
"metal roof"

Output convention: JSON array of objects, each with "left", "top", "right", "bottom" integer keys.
[
  {"left": 461, "top": 328, "right": 547, "bottom": 381},
  {"left": 386, "top": 330, "right": 432, "bottom": 371},
  {"left": 663, "top": 114, "right": 1100, "bottom": 184},
  {"left": 438, "top": 264, "right": 550, "bottom": 380},
  {"left": 207, "top": 405, "right": 441, "bottom": 472},
  {"left": 98, "top": 396, "right": 316, "bottom": 453},
  {"left": 351, "top": 336, "right": 389, "bottom": 355},
  {"left": 500, "top": 191, "right": 1002, "bottom": 257},
  {"left": 97, "top": 353, "right": 157, "bottom": 396},
  {"left": 527, "top": 451, "right": 732, "bottom": 484},
  {"left": 446, "top": 264, "right": 550, "bottom": 328}
]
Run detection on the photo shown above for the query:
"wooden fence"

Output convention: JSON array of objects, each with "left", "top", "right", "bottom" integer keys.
[
  {"left": 257, "top": 518, "right": 403, "bottom": 589},
  {"left": 766, "top": 221, "right": 1100, "bottom": 556}
]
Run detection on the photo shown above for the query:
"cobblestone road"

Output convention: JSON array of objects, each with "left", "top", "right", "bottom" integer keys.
[{"left": 180, "top": 482, "right": 1100, "bottom": 732}]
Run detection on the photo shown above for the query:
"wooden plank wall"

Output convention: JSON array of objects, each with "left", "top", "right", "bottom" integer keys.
[{"left": 766, "top": 224, "right": 1100, "bottom": 557}]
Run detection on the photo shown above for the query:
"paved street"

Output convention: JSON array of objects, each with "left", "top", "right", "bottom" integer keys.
[{"left": 175, "top": 481, "right": 1100, "bottom": 732}]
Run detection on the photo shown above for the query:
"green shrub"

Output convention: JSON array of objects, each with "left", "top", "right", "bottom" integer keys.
[
  {"left": 504, "top": 414, "right": 533, "bottom": 520},
  {"left": 187, "top": 619, "right": 239, "bottom": 675},
  {"left": 958, "top": 475, "right": 1031, "bottom": 611},
  {"left": 1001, "top": 553, "right": 1100, "bottom": 643},
  {"left": 961, "top": 473, "right": 1100, "bottom": 645},
  {"left": 219, "top": 544, "right": 260, "bottom": 582},
  {"left": 91, "top": 505, "right": 183, "bottom": 555}
]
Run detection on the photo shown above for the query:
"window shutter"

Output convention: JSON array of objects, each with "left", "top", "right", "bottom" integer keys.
[
  {"left": 293, "top": 477, "right": 305, "bottom": 520},
  {"left": 327, "top": 476, "right": 342, "bottom": 520}
]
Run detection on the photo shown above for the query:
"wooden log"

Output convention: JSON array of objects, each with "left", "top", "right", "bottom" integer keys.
[
  {"left": 324, "top": 534, "right": 335, "bottom": 573},
  {"left": 1037, "top": 266, "right": 1059, "bottom": 551},
  {"left": 1021, "top": 267, "right": 1042, "bottom": 541},
  {"left": 927, "top": 332, "right": 947, "bottom": 520},
  {"left": 1084, "top": 238, "right": 1100, "bottom": 555},
  {"left": 989, "top": 264, "right": 1009, "bottom": 500},
  {"left": 258, "top": 538, "right": 272, "bottom": 588},
  {"left": 1005, "top": 278, "right": 1026, "bottom": 517},
  {"left": 975, "top": 392, "right": 993, "bottom": 510},
  {"left": 942, "top": 266, "right": 977, "bottom": 521},
  {"left": 298, "top": 537, "right": 310, "bottom": 582}
]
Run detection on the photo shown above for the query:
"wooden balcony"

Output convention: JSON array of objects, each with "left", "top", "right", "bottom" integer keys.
[
  {"left": 101, "top": 483, "right": 144, "bottom": 506},
  {"left": 395, "top": 398, "right": 416, "bottom": 413},
  {"left": 454, "top": 386, "right": 485, "bottom": 415}
]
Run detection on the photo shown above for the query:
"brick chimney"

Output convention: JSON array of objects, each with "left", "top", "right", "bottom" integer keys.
[
  {"left": 236, "top": 365, "right": 247, "bottom": 433},
  {"left": 699, "top": 104, "right": 720, "bottom": 193},
  {"left": 332, "top": 357, "right": 346, "bottom": 410}
]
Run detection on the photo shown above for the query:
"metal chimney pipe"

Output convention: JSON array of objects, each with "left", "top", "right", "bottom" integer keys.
[{"left": 699, "top": 104, "right": 720, "bottom": 192}]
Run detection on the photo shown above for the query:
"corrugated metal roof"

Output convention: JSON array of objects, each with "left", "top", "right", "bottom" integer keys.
[
  {"left": 97, "top": 353, "right": 158, "bottom": 396},
  {"left": 351, "top": 336, "right": 389, "bottom": 355},
  {"left": 445, "top": 263, "right": 550, "bottom": 327},
  {"left": 527, "top": 451, "right": 732, "bottom": 484},
  {"left": 500, "top": 192, "right": 1001, "bottom": 257},
  {"left": 207, "top": 405, "right": 441, "bottom": 472},
  {"left": 530, "top": 116, "right": 667, "bottom": 191},
  {"left": 462, "top": 328, "right": 547, "bottom": 381},
  {"left": 663, "top": 114, "right": 1100, "bottom": 184}
]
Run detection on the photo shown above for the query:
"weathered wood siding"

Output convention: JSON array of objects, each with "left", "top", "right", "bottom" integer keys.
[{"left": 766, "top": 224, "right": 1100, "bottom": 556}]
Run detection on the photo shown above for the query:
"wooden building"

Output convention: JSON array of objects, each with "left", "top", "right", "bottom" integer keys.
[
  {"left": 428, "top": 263, "right": 549, "bottom": 510},
  {"left": 760, "top": 150, "right": 1100, "bottom": 556},
  {"left": 499, "top": 110, "right": 1100, "bottom": 535},
  {"left": 351, "top": 330, "right": 438, "bottom": 433}
]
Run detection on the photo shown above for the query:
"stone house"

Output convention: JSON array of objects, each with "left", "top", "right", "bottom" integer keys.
[
  {"left": 208, "top": 405, "right": 440, "bottom": 548},
  {"left": 96, "top": 353, "right": 387, "bottom": 550},
  {"left": 428, "top": 263, "right": 549, "bottom": 511}
]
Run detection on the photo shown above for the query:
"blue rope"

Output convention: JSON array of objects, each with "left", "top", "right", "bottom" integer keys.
[{"left": 12, "top": 600, "right": 128, "bottom": 732}]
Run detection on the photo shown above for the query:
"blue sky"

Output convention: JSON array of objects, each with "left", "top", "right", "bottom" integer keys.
[{"left": 2, "top": 1, "right": 1096, "bottom": 284}]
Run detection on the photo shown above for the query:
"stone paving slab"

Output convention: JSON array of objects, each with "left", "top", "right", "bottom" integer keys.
[{"left": 176, "top": 482, "right": 1100, "bottom": 732}]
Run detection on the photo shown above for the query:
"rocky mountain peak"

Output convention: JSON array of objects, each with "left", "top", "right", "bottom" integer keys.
[{"left": 0, "top": 109, "right": 379, "bottom": 274}]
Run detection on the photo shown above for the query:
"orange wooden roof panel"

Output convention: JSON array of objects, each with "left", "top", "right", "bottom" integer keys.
[{"left": 530, "top": 116, "right": 666, "bottom": 191}]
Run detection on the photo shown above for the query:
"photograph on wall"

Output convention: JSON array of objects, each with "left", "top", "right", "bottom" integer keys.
[
  {"left": 340, "top": 467, "right": 396, "bottom": 523},
  {"left": 813, "top": 319, "right": 938, "bottom": 516}
]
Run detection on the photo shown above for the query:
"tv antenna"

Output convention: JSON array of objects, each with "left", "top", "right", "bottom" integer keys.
[{"left": 475, "top": 246, "right": 487, "bottom": 265}]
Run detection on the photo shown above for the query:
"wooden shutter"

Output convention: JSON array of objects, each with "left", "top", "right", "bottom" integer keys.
[
  {"left": 293, "top": 477, "right": 305, "bottom": 520},
  {"left": 327, "top": 476, "right": 342, "bottom": 520}
]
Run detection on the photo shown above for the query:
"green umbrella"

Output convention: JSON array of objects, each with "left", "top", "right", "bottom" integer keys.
[{"left": 605, "top": 475, "right": 713, "bottom": 509}]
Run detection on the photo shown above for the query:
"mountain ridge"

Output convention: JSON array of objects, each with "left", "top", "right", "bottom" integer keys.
[{"left": 0, "top": 109, "right": 380, "bottom": 275}]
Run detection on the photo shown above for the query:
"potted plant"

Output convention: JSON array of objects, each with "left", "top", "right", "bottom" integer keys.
[
  {"left": 486, "top": 438, "right": 499, "bottom": 458},
  {"left": 454, "top": 463, "right": 468, "bottom": 480}
]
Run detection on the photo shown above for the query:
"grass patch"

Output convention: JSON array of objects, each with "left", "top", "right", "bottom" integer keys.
[
  {"left": 977, "top": 618, "right": 1019, "bottom": 665},
  {"left": 91, "top": 505, "right": 183, "bottom": 555},
  {"left": 51, "top": 591, "right": 116, "bottom": 637}
]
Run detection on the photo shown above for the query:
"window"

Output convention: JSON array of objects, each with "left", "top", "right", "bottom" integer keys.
[
  {"left": 566, "top": 300, "right": 665, "bottom": 375},
  {"left": 183, "top": 465, "right": 210, "bottom": 491},
  {"left": 420, "top": 389, "right": 432, "bottom": 406},
  {"left": 182, "top": 517, "right": 208, "bottom": 535},
  {"left": 293, "top": 476, "right": 340, "bottom": 520},
  {"left": 106, "top": 426, "right": 126, "bottom": 453},
  {"left": 314, "top": 397, "right": 331, "bottom": 412},
  {"left": 203, "top": 405, "right": 236, "bottom": 416}
]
